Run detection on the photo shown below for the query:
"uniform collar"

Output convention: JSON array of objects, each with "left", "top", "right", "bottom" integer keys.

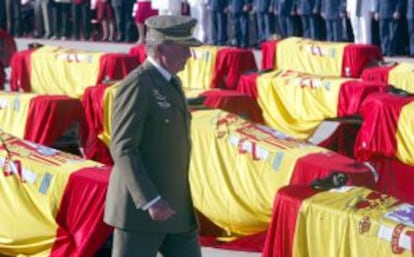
[{"left": 147, "top": 56, "right": 172, "bottom": 82}]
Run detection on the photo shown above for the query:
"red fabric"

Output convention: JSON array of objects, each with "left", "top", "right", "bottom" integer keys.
[
  {"left": 0, "top": 29, "right": 17, "bottom": 67},
  {"left": 355, "top": 93, "right": 414, "bottom": 162},
  {"left": 24, "top": 95, "right": 84, "bottom": 146},
  {"left": 211, "top": 47, "right": 257, "bottom": 89},
  {"left": 360, "top": 66, "right": 395, "bottom": 84},
  {"left": 318, "top": 123, "right": 361, "bottom": 158},
  {"left": 51, "top": 166, "right": 113, "bottom": 257},
  {"left": 0, "top": 61, "right": 4, "bottom": 89},
  {"left": 134, "top": 2, "right": 158, "bottom": 23},
  {"left": 341, "top": 44, "right": 382, "bottom": 78},
  {"left": 96, "top": 1, "right": 113, "bottom": 21},
  {"left": 369, "top": 157, "right": 414, "bottom": 205},
  {"left": 263, "top": 186, "right": 318, "bottom": 257},
  {"left": 260, "top": 40, "right": 278, "bottom": 71},
  {"left": 97, "top": 53, "right": 140, "bottom": 83},
  {"left": 80, "top": 84, "right": 113, "bottom": 165},
  {"left": 200, "top": 89, "right": 264, "bottom": 124},
  {"left": 337, "top": 80, "right": 388, "bottom": 116},
  {"left": 10, "top": 49, "right": 34, "bottom": 92},
  {"left": 292, "top": 152, "right": 376, "bottom": 189},
  {"left": 129, "top": 44, "right": 147, "bottom": 64},
  {"left": 236, "top": 73, "right": 259, "bottom": 98}
]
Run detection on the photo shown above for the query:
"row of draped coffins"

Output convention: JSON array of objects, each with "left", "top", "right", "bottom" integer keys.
[{"left": 1, "top": 35, "right": 414, "bottom": 256}]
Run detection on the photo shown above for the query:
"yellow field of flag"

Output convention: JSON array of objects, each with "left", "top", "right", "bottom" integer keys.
[
  {"left": 396, "top": 101, "right": 414, "bottom": 165},
  {"left": 257, "top": 70, "right": 349, "bottom": 139},
  {"left": 388, "top": 63, "right": 414, "bottom": 94},
  {"left": 293, "top": 187, "right": 414, "bottom": 257},
  {"left": 0, "top": 92, "right": 36, "bottom": 138},
  {"left": 178, "top": 46, "right": 220, "bottom": 90},
  {"left": 189, "top": 110, "right": 326, "bottom": 235},
  {"left": 30, "top": 46, "right": 102, "bottom": 98},
  {"left": 0, "top": 132, "right": 103, "bottom": 256},
  {"left": 276, "top": 37, "right": 348, "bottom": 77}
]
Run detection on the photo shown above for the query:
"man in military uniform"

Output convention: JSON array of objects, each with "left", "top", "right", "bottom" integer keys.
[{"left": 104, "top": 15, "right": 202, "bottom": 257}]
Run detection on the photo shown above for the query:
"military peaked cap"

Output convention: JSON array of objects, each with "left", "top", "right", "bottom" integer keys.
[{"left": 145, "top": 15, "right": 202, "bottom": 46}]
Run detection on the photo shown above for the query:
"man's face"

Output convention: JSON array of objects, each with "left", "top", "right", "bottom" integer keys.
[{"left": 158, "top": 41, "right": 191, "bottom": 74}]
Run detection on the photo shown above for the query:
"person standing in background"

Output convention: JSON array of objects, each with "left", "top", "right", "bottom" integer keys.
[
  {"left": 271, "top": 0, "right": 296, "bottom": 38},
  {"left": 347, "top": 0, "right": 376, "bottom": 44},
  {"left": 5, "top": 0, "right": 22, "bottom": 36},
  {"left": 104, "top": 15, "right": 202, "bottom": 257},
  {"left": 72, "top": 0, "right": 91, "bottom": 40},
  {"left": 0, "top": 0, "right": 5, "bottom": 30},
  {"left": 407, "top": 0, "right": 414, "bottom": 56},
  {"left": 297, "top": 0, "right": 319, "bottom": 39},
  {"left": 33, "top": 0, "right": 53, "bottom": 38},
  {"left": 229, "top": 0, "right": 252, "bottom": 48},
  {"left": 152, "top": 0, "right": 182, "bottom": 15},
  {"left": 188, "top": 0, "right": 209, "bottom": 43},
  {"left": 208, "top": 0, "right": 229, "bottom": 45},
  {"left": 112, "top": 0, "right": 135, "bottom": 42},
  {"left": 375, "top": 0, "right": 404, "bottom": 56},
  {"left": 318, "top": 0, "right": 346, "bottom": 41},
  {"left": 134, "top": 0, "right": 158, "bottom": 44},
  {"left": 95, "top": 0, "right": 115, "bottom": 41},
  {"left": 51, "top": 0, "right": 71, "bottom": 40},
  {"left": 253, "top": 0, "right": 271, "bottom": 44}
]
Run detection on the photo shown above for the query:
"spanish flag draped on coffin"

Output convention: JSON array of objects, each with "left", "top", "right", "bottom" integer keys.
[
  {"left": 10, "top": 46, "right": 139, "bottom": 98},
  {"left": 0, "top": 92, "right": 83, "bottom": 146},
  {"left": 264, "top": 185, "right": 414, "bottom": 257},
  {"left": 263, "top": 37, "right": 382, "bottom": 77},
  {"left": 0, "top": 131, "right": 112, "bottom": 256},
  {"left": 189, "top": 110, "right": 375, "bottom": 236},
  {"left": 355, "top": 93, "right": 414, "bottom": 166}
]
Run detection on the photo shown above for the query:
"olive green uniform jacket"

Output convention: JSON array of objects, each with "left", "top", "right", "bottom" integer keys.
[{"left": 104, "top": 61, "right": 197, "bottom": 233}]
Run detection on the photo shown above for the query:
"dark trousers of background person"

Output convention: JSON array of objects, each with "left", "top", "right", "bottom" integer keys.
[
  {"left": 52, "top": 2, "right": 70, "bottom": 39},
  {"left": 211, "top": 11, "right": 228, "bottom": 45},
  {"left": 301, "top": 14, "right": 318, "bottom": 39},
  {"left": 278, "top": 14, "right": 294, "bottom": 38},
  {"left": 325, "top": 18, "right": 342, "bottom": 42},
  {"left": 0, "top": 0, "right": 6, "bottom": 30},
  {"left": 232, "top": 12, "right": 249, "bottom": 48},
  {"left": 20, "top": 2, "right": 34, "bottom": 36},
  {"left": 72, "top": 2, "right": 91, "bottom": 40},
  {"left": 112, "top": 1, "right": 134, "bottom": 42},
  {"left": 408, "top": 18, "right": 414, "bottom": 56},
  {"left": 256, "top": 11, "right": 271, "bottom": 43},
  {"left": 34, "top": 0, "right": 53, "bottom": 38},
  {"left": 5, "top": 0, "right": 21, "bottom": 36},
  {"left": 342, "top": 17, "right": 354, "bottom": 42},
  {"left": 379, "top": 18, "right": 399, "bottom": 56}
]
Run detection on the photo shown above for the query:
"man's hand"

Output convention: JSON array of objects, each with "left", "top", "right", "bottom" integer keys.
[{"left": 148, "top": 199, "right": 176, "bottom": 221}]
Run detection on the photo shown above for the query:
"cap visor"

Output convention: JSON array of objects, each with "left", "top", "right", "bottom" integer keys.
[{"left": 176, "top": 37, "right": 203, "bottom": 47}]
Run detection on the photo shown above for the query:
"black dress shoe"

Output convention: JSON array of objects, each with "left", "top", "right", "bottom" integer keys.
[
  {"left": 311, "top": 171, "right": 349, "bottom": 190},
  {"left": 388, "top": 85, "right": 414, "bottom": 97}
]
